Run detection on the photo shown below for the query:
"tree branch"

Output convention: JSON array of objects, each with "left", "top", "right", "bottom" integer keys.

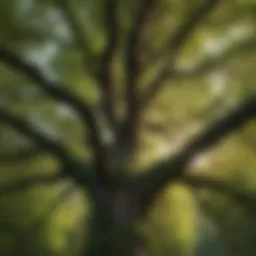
[
  {"left": 132, "top": 95, "right": 256, "bottom": 215},
  {"left": 55, "top": 0, "right": 96, "bottom": 74},
  {"left": 0, "top": 173, "right": 63, "bottom": 196},
  {"left": 154, "top": 38, "right": 256, "bottom": 82},
  {"left": 0, "top": 48, "right": 111, "bottom": 186},
  {"left": 0, "top": 109, "right": 70, "bottom": 162},
  {"left": 98, "top": 0, "right": 119, "bottom": 128},
  {"left": 183, "top": 175, "right": 256, "bottom": 219},
  {"left": 120, "top": 0, "right": 157, "bottom": 157},
  {"left": 0, "top": 109, "right": 100, "bottom": 186},
  {"left": 0, "top": 48, "right": 96, "bottom": 132},
  {"left": 57, "top": 0, "right": 119, "bottom": 130},
  {"left": 141, "top": 0, "right": 221, "bottom": 107}
]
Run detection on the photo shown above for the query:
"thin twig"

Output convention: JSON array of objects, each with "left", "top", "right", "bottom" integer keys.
[
  {"left": 142, "top": 0, "right": 221, "bottom": 107},
  {"left": 55, "top": 0, "right": 96, "bottom": 74},
  {"left": 150, "top": 38, "right": 256, "bottom": 83}
]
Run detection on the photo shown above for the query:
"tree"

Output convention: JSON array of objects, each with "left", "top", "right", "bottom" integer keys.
[{"left": 0, "top": 0, "right": 255, "bottom": 255}]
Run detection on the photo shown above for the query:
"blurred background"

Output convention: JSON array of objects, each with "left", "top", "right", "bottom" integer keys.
[{"left": 0, "top": 0, "right": 255, "bottom": 255}]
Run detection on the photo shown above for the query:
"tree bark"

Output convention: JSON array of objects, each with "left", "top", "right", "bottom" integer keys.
[{"left": 84, "top": 186, "right": 145, "bottom": 256}]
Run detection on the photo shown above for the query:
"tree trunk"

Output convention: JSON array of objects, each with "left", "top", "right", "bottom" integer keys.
[{"left": 83, "top": 186, "right": 145, "bottom": 256}]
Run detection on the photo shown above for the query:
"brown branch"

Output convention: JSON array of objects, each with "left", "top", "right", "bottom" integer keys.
[
  {"left": 141, "top": 0, "right": 221, "bottom": 107},
  {"left": 0, "top": 48, "right": 97, "bottom": 134},
  {"left": 98, "top": 0, "right": 119, "bottom": 128},
  {"left": 120, "top": 0, "right": 157, "bottom": 157},
  {"left": 0, "top": 109, "right": 99, "bottom": 186},
  {"left": 0, "top": 173, "right": 63, "bottom": 196},
  {"left": 183, "top": 175, "right": 256, "bottom": 219},
  {"left": 162, "top": 0, "right": 221, "bottom": 57},
  {"left": 155, "top": 38, "right": 256, "bottom": 82},
  {"left": 132, "top": 95, "right": 256, "bottom": 215},
  {"left": 57, "top": 0, "right": 119, "bottom": 130},
  {"left": 55, "top": 0, "right": 96, "bottom": 74},
  {"left": 0, "top": 48, "right": 112, "bottom": 186},
  {"left": 183, "top": 176, "right": 254, "bottom": 203},
  {"left": 0, "top": 109, "right": 70, "bottom": 162}
]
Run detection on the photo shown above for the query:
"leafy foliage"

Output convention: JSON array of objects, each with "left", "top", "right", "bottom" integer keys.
[{"left": 0, "top": 0, "right": 255, "bottom": 256}]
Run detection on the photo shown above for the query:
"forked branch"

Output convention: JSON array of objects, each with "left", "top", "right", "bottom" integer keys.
[
  {"left": 0, "top": 109, "right": 95, "bottom": 185},
  {"left": 133, "top": 95, "right": 256, "bottom": 215},
  {"left": 0, "top": 109, "right": 69, "bottom": 162},
  {"left": 0, "top": 48, "right": 97, "bottom": 133},
  {"left": 0, "top": 48, "right": 111, "bottom": 186},
  {"left": 142, "top": 0, "right": 221, "bottom": 107}
]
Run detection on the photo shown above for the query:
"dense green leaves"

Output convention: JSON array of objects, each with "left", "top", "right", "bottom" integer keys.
[{"left": 0, "top": 0, "right": 255, "bottom": 256}]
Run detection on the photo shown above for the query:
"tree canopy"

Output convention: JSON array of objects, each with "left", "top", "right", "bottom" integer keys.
[{"left": 0, "top": 0, "right": 255, "bottom": 255}]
